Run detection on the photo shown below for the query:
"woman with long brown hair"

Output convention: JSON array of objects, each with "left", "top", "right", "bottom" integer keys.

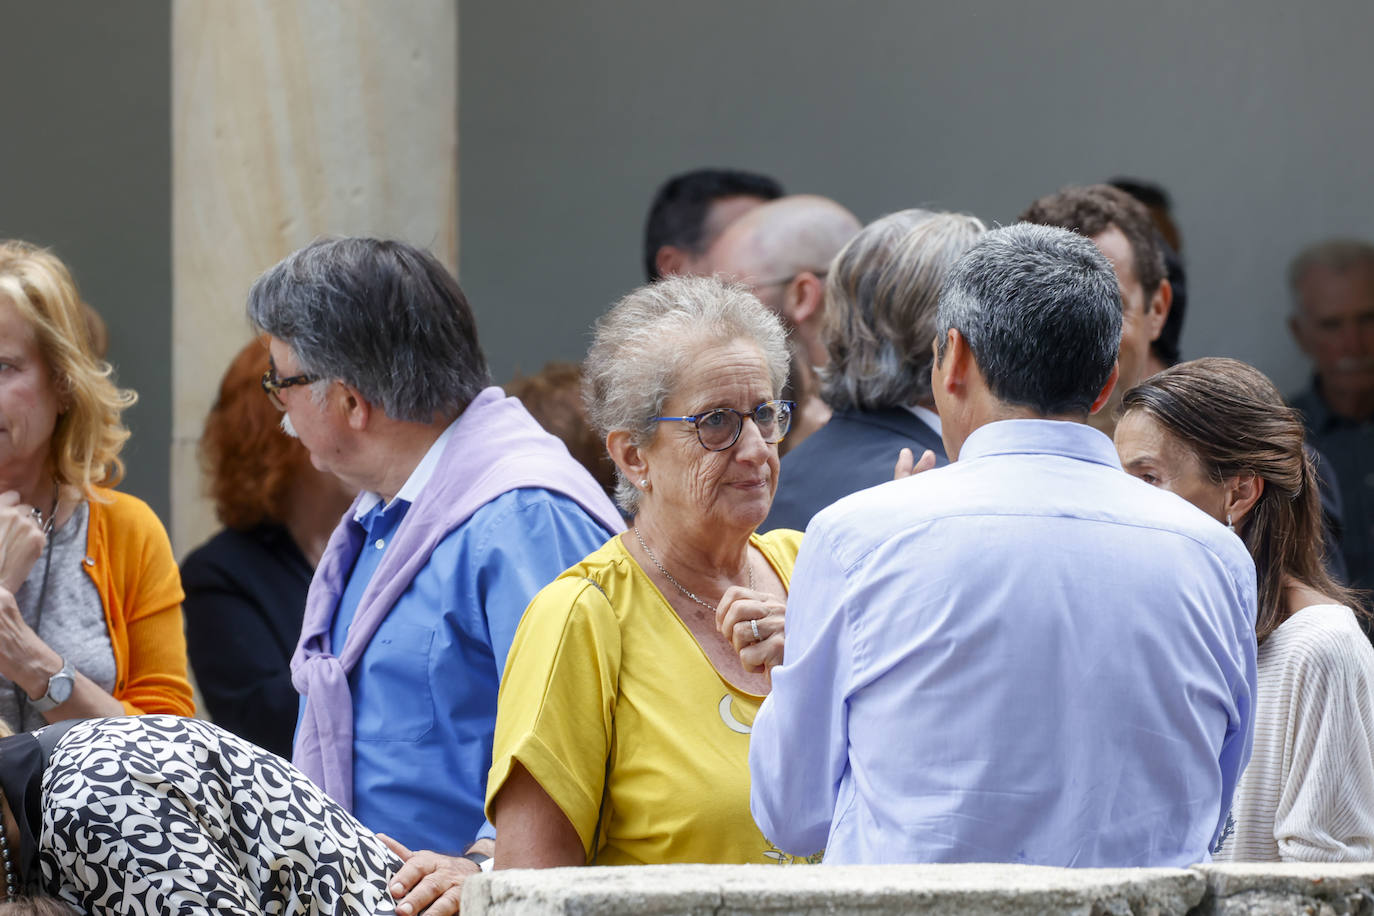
[{"left": 1116, "top": 357, "right": 1373, "bottom": 862}]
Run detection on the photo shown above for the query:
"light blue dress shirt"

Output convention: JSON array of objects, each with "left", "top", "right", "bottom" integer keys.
[
  {"left": 323, "top": 487, "right": 614, "bottom": 852},
  {"left": 751, "top": 419, "right": 1258, "bottom": 867}
]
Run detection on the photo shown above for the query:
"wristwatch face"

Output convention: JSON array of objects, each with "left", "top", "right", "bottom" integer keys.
[{"left": 49, "top": 669, "right": 74, "bottom": 705}]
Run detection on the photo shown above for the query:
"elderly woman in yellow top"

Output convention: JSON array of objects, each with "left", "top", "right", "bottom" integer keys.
[
  {"left": 493, "top": 276, "right": 803, "bottom": 867},
  {"left": 0, "top": 241, "right": 193, "bottom": 731}
]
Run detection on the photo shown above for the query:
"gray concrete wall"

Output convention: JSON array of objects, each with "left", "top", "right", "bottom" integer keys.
[
  {"left": 5, "top": 1, "right": 1374, "bottom": 520},
  {"left": 459, "top": 1, "right": 1374, "bottom": 397},
  {"left": 462, "top": 862, "right": 1374, "bottom": 915},
  {"left": 0, "top": 1, "right": 172, "bottom": 520}
]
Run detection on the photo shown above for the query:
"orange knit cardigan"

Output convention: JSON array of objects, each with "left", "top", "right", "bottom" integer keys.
[{"left": 81, "top": 488, "right": 195, "bottom": 716}]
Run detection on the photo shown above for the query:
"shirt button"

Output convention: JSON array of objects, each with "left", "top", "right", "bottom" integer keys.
[
  {"left": 83, "top": 556, "right": 95, "bottom": 566},
  {"left": 375, "top": 539, "right": 385, "bottom": 550}
]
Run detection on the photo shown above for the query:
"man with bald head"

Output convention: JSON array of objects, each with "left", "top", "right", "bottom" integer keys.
[
  {"left": 706, "top": 195, "right": 862, "bottom": 366},
  {"left": 705, "top": 195, "right": 862, "bottom": 450}
]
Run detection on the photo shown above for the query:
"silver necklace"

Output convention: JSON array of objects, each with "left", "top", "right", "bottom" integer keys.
[
  {"left": 28, "top": 481, "right": 58, "bottom": 539},
  {"left": 633, "top": 525, "right": 753, "bottom": 613}
]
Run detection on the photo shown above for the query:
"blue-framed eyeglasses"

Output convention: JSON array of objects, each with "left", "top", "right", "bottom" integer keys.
[{"left": 654, "top": 400, "right": 796, "bottom": 451}]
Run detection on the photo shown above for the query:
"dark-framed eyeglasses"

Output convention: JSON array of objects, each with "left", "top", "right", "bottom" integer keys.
[
  {"left": 654, "top": 399, "right": 796, "bottom": 451},
  {"left": 261, "top": 368, "right": 318, "bottom": 411}
]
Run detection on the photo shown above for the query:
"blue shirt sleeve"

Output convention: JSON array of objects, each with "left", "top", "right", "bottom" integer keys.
[{"left": 468, "top": 489, "right": 617, "bottom": 678}]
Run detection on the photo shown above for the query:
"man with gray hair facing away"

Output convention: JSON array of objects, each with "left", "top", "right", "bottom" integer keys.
[
  {"left": 752, "top": 224, "right": 1257, "bottom": 867},
  {"left": 762, "top": 209, "right": 985, "bottom": 532},
  {"left": 248, "top": 238, "right": 623, "bottom": 867}
]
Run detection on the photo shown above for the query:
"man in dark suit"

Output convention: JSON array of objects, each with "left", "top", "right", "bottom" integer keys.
[{"left": 762, "top": 209, "right": 986, "bottom": 532}]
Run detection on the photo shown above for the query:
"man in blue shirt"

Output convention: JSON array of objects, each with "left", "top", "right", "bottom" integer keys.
[
  {"left": 247, "top": 239, "right": 623, "bottom": 868},
  {"left": 752, "top": 223, "right": 1258, "bottom": 867}
]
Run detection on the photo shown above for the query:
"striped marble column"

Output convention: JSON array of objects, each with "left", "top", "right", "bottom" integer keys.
[{"left": 170, "top": 0, "right": 458, "bottom": 555}]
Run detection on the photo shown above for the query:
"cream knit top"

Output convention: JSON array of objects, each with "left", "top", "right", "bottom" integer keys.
[{"left": 1216, "top": 604, "right": 1374, "bottom": 862}]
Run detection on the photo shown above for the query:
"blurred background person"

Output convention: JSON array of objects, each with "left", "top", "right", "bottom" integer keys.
[
  {"left": 0, "top": 241, "right": 193, "bottom": 732},
  {"left": 1288, "top": 240, "right": 1374, "bottom": 593},
  {"left": 764, "top": 209, "right": 985, "bottom": 532},
  {"left": 506, "top": 361, "right": 617, "bottom": 503},
  {"left": 181, "top": 339, "right": 354, "bottom": 758},
  {"left": 705, "top": 194, "right": 862, "bottom": 453},
  {"left": 642, "top": 167, "right": 784, "bottom": 282},
  {"left": 1107, "top": 176, "right": 1188, "bottom": 377},
  {"left": 1117, "top": 357, "right": 1374, "bottom": 862},
  {"left": 1020, "top": 184, "right": 1173, "bottom": 436},
  {"left": 777, "top": 338, "right": 824, "bottom": 457},
  {"left": 706, "top": 194, "right": 862, "bottom": 371}
]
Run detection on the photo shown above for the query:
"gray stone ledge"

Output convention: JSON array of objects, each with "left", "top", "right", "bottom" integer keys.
[
  {"left": 463, "top": 863, "right": 1374, "bottom": 915},
  {"left": 461, "top": 864, "right": 1207, "bottom": 915},
  {"left": 1195, "top": 863, "right": 1374, "bottom": 915}
]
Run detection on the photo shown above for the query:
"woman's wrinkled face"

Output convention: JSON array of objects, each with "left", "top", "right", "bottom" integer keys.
[
  {"left": 0, "top": 293, "right": 62, "bottom": 479},
  {"left": 639, "top": 338, "right": 780, "bottom": 536},
  {"left": 1114, "top": 410, "right": 1228, "bottom": 523}
]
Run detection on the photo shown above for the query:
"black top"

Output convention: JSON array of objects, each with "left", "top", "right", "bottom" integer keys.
[
  {"left": 181, "top": 524, "right": 312, "bottom": 758},
  {"left": 762, "top": 407, "right": 949, "bottom": 533},
  {"left": 0, "top": 718, "right": 80, "bottom": 891}
]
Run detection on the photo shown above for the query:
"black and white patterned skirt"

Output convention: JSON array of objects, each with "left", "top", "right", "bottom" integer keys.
[{"left": 38, "top": 716, "right": 401, "bottom": 914}]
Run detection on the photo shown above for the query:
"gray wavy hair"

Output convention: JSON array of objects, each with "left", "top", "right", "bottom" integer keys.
[
  {"left": 820, "top": 210, "right": 986, "bottom": 411},
  {"left": 584, "top": 275, "right": 789, "bottom": 514}
]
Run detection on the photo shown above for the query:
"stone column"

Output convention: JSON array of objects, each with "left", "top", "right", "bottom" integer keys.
[{"left": 170, "top": 0, "right": 458, "bottom": 556}]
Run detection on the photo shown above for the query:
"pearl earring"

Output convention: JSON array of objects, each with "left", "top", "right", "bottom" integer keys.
[{"left": 639, "top": 479, "right": 650, "bottom": 490}]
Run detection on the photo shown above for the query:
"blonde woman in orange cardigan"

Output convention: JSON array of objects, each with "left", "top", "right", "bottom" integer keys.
[{"left": 0, "top": 241, "right": 192, "bottom": 731}]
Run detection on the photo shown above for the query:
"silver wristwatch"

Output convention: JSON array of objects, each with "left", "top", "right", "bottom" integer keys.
[{"left": 32, "top": 657, "right": 75, "bottom": 713}]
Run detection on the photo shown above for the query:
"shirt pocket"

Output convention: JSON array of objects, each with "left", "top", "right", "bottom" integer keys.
[{"left": 354, "top": 622, "right": 436, "bottom": 742}]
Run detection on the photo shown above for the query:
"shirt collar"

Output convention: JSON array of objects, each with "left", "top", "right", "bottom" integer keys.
[
  {"left": 906, "top": 404, "right": 942, "bottom": 436},
  {"left": 957, "top": 418, "right": 1122, "bottom": 470},
  {"left": 353, "top": 416, "right": 461, "bottom": 520}
]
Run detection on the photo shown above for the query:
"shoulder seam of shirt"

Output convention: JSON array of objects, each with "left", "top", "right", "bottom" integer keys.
[
  {"left": 824, "top": 508, "right": 1253, "bottom": 585},
  {"left": 467, "top": 487, "right": 595, "bottom": 558}
]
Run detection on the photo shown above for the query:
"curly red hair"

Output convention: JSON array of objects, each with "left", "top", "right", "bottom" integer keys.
[{"left": 200, "top": 339, "right": 312, "bottom": 530}]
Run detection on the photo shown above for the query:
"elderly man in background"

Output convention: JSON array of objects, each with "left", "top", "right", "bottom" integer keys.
[
  {"left": 763, "top": 209, "right": 985, "bottom": 532},
  {"left": 1288, "top": 239, "right": 1374, "bottom": 591},
  {"left": 706, "top": 194, "right": 862, "bottom": 450},
  {"left": 642, "top": 167, "right": 784, "bottom": 281},
  {"left": 1020, "top": 184, "right": 1173, "bottom": 436},
  {"left": 752, "top": 224, "right": 1257, "bottom": 867},
  {"left": 247, "top": 238, "right": 623, "bottom": 867}
]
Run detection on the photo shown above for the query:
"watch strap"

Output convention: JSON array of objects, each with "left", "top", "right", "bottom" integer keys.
[{"left": 461, "top": 850, "right": 493, "bottom": 872}]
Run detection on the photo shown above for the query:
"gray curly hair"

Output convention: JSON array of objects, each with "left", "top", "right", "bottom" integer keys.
[{"left": 584, "top": 275, "right": 790, "bottom": 514}]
